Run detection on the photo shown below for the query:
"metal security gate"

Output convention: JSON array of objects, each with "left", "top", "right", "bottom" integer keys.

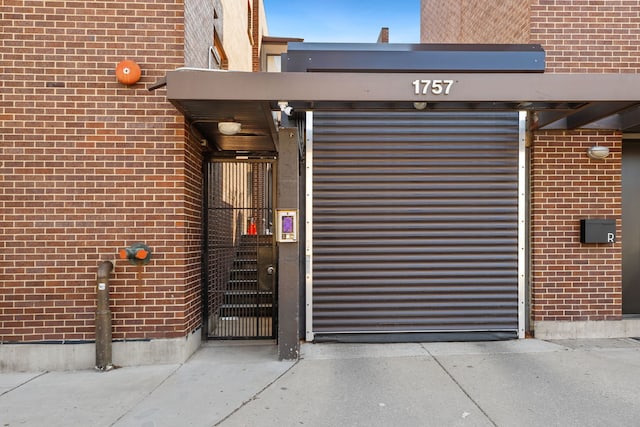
[
  {"left": 205, "top": 160, "right": 276, "bottom": 339},
  {"left": 306, "top": 111, "right": 523, "bottom": 342}
]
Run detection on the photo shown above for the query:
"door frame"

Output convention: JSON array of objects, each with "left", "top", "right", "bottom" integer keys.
[
  {"left": 304, "top": 110, "right": 528, "bottom": 341},
  {"left": 622, "top": 136, "right": 640, "bottom": 315},
  {"left": 202, "top": 157, "right": 278, "bottom": 339}
]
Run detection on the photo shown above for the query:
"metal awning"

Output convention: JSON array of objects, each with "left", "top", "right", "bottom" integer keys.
[
  {"left": 282, "top": 42, "right": 545, "bottom": 73},
  {"left": 159, "top": 70, "right": 640, "bottom": 154}
]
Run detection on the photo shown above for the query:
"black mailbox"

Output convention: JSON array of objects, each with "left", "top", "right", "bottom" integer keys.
[{"left": 580, "top": 219, "right": 616, "bottom": 243}]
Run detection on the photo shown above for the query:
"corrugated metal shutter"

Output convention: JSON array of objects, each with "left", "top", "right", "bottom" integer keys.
[{"left": 311, "top": 111, "right": 520, "bottom": 340}]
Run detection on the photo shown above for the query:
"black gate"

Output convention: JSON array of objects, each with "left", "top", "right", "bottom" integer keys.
[{"left": 205, "top": 160, "right": 276, "bottom": 339}]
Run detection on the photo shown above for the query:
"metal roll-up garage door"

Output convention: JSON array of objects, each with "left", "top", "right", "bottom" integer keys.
[{"left": 310, "top": 110, "right": 521, "bottom": 342}]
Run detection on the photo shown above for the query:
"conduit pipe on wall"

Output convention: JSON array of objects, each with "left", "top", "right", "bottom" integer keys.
[{"left": 95, "top": 260, "right": 114, "bottom": 371}]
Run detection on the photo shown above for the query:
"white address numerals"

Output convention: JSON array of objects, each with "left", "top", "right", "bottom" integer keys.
[{"left": 412, "top": 79, "right": 455, "bottom": 96}]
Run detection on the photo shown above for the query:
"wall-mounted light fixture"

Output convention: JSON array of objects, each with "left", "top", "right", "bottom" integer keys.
[
  {"left": 587, "top": 145, "right": 610, "bottom": 159},
  {"left": 218, "top": 121, "right": 241, "bottom": 135},
  {"left": 413, "top": 102, "right": 427, "bottom": 110},
  {"left": 278, "top": 101, "right": 293, "bottom": 116}
]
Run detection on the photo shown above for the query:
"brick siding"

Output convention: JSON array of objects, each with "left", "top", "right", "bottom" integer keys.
[
  {"left": 252, "top": 0, "right": 259, "bottom": 71},
  {"left": 528, "top": 1, "right": 631, "bottom": 323},
  {"left": 531, "top": 131, "right": 622, "bottom": 321},
  {"left": 0, "top": 1, "right": 204, "bottom": 342},
  {"left": 421, "top": 0, "right": 630, "bottom": 326},
  {"left": 422, "top": 0, "right": 640, "bottom": 73},
  {"left": 530, "top": 0, "right": 640, "bottom": 73},
  {"left": 421, "top": 0, "right": 530, "bottom": 43}
]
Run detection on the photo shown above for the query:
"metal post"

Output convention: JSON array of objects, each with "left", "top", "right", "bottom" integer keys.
[
  {"left": 95, "top": 261, "right": 114, "bottom": 371},
  {"left": 518, "top": 111, "right": 527, "bottom": 339},
  {"left": 304, "top": 111, "right": 314, "bottom": 342},
  {"left": 277, "top": 128, "right": 300, "bottom": 360}
]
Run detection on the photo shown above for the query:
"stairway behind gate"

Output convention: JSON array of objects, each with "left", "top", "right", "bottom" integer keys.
[{"left": 206, "top": 160, "right": 276, "bottom": 339}]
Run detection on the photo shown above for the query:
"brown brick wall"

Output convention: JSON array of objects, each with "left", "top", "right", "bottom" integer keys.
[
  {"left": 183, "top": 127, "right": 205, "bottom": 336},
  {"left": 531, "top": 131, "right": 622, "bottom": 321},
  {"left": 421, "top": 0, "right": 530, "bottom": 43},
  {"left": 422, "top": 0, "right": 640, "bottom": 72},
  {"left": 530, "top": 0, "right": 640, "bottom": 73},
  {"left": 528, "top": 1, "right": 631, "bottom": 324},
  {"left": 0, "top": 1, "right": 204, "bottom": 342},
  {"left": 421, "top": 0, "right": 630, "bottom": 326},
  {"left": 252, "top": 0, "right": 259, "bottom": 71}
]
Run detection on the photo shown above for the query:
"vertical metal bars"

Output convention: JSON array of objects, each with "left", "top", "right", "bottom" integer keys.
[{"left": 206, "top": 160, "right": 276, "bottom": 339}]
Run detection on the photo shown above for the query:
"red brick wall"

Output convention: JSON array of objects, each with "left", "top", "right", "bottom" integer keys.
[
  {"left": 531, "top": 131, "right": 622, "bottom": 321},
  {"left": 422, "top": 0, "right": 640, "bottom": 72},
  {"left": 421, "top": 0, "right": 629, "bottom": 326},
  {"left": 0, "top": 1, "right": 204, "bottom": 342},
  {"left": 530, "top": 0, "right": 640, "bottom": 73},
  {"left": 183, "top": 127, "right": 205, "bottom": 336},
  {"left": 528, "top": 1, "right": 630, "bottom": 324},
  {"left": 421, "top": 0, "right": 530, "bottom": 43}
]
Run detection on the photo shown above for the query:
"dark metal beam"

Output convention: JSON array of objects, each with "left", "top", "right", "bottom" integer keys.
[
  {"left": 165, "top": 71, "right": 640, "bottom": 104},
  {"left": 584, "top": 104, "right": 640, "bottom": 132},
  {"left": 277, "top": 128, "right": 300, "bottom": 360},
  {"left": 540, "top": 116, "right": 568, "bottom": 130},
  {"left": 564, "top": 102, "right": 638, "bottom": 129},
  {"left": 620, "top": 105, "right": 640, "bottom": 130},
  {"left": 163, "top": 71, "right": 640, "bottom": 134},
  {"left": 540, "top": 102, "right": 640, "bottom": 130},
  {"left": 535, "top": 111, "right": 573, "bottom": 129}
]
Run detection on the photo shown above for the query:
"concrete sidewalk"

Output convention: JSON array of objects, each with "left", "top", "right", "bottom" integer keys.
[
  {"left": 2, "top": 339, "right": 640, "bottom": 427},
  {"left": 0, "top": 342, "right": 295, "bottom": 427}
]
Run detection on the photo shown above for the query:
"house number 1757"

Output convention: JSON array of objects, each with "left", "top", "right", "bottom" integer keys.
[{"left": 412, "top": 79, "right": 455, "bottom": 95}]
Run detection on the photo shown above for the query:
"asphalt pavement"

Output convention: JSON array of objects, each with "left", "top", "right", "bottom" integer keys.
[{"left": 2, "top": 338, "right": 640, "bottom": 426}]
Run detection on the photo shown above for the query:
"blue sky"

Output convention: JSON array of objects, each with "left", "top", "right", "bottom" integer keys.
[{"left": 263, "top": 0, "right": 420, "bottom": 44}]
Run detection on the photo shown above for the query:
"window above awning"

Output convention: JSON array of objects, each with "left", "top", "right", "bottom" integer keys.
[{"left": 157, "top": 70, "right": 640, "bottom": 154}]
